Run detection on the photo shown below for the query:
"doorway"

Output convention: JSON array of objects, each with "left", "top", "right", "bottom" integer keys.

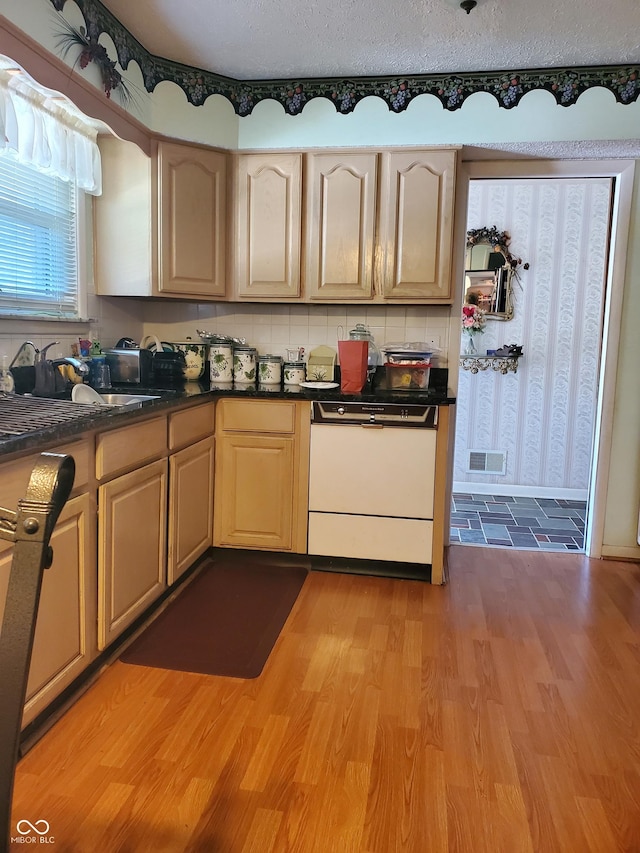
[{"left": 451, "top": 170, "right": 618, "bottom": 555}]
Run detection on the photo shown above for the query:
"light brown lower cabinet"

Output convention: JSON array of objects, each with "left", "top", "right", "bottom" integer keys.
[
  {"left": 98, "top": 458, "right": 168, "bottom": 650},
  {"left": 0, "top": 440, "right": 96, "bottom": 727},
  {"left": 168, "top": 436, "right": 214, "bottom": 584},
  {"left": 215, "top": 432, "right": 296, "bottom": 550},
  {"left": 0, "top": 492, "right": 97, "bottom": 728},
  {"left": 214, "top": 399, "right": 310, "bottom": 552}
]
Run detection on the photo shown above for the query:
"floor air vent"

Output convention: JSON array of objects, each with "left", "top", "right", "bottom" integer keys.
[{"left": 467, "top": 450, "right": 506, "bottom": 475}]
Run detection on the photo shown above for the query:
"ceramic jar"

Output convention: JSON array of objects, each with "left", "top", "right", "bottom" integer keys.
[
  {"left": 169, "top": 341, "right": 207, "bottom": 381},
  {"left": 283, "top": 361, "right": 306, "bottom": 386},
  {"left": 348, "top": 323, "right": 382, "bottom": 373},
  {"left": 258, "top": 354, "right": 282, "bottom": 385},
  {"left": 233, "top": 345, "right": 257, "bottom": 383},
  {"left": 209, "top": 341, "right": 233, "bottom": 383}
]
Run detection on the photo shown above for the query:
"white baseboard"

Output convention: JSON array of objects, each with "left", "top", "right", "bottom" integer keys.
[
  {"left": 600, "top": 544, "right": 640, "bottom": 561},
  {"left": 453, "top": 482, "right": 588, "bottom": 501}
]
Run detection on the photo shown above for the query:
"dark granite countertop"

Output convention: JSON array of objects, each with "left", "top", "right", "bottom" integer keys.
[
  {"left": 0, "top": 368, "right": 455, "bottom": 460},
  {"left": 204, "top": 366, "right": 455, "bottom": 405}
]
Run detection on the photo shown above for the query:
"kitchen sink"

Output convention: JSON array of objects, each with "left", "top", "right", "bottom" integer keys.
[
  {"left": 98, "top": 393, "right": 161, "bottom": 406},
  {"left": 70, "top": 385, "right": 165, "bottom": 407}
]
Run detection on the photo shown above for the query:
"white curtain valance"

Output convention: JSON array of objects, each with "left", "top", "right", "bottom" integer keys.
[{"left": 0, "top": 59, "right": 102, "bottom": 195}]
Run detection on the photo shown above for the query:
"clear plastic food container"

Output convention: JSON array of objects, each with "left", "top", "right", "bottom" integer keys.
[{"left": 385, "top": 361, "right": 431, "bottom": 390}]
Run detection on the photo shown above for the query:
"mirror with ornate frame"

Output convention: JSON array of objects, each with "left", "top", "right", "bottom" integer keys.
[{"left": 464, "top": 227, "right": 522, "bottom": 321}]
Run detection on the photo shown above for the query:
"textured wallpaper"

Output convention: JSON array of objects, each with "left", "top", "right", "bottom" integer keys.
[{"left": 454, "top": 177, "right": 612, "bottom": 497}]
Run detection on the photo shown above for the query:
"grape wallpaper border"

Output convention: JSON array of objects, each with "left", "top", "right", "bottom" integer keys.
[{"left": 50, "top": 0, "right": 640, "bottom": 116}]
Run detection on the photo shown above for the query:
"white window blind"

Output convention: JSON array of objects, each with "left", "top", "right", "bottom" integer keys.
[{"left": 0, "top": 153, "right": 79, "bottom": 319}]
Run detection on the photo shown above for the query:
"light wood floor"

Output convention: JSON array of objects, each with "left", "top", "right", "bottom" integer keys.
[{"left": 10, "top": 546, "right": 640, "bottom": 852}]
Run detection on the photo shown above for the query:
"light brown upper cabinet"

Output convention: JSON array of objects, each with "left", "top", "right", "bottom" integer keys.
[
  {"left": 304, "top": 152, "right": 378, "bottom": 301},
  {"left": 378, "top": 149, "right": 456, "bottom": 301},
  {"left": 95, "top": 139, "right": 456, "bottom": 304},
  {"left": 157, "top": 141, "right": 227, "bottom": 297},
  {"left": 232, "top": 152, "right": 302, "bottom": 299},
  {"left": 94, "top": 137, "right": 227, "bottom": 300},
  {"left": 247, "top": 147, "right": 457, "bottom": 304}
]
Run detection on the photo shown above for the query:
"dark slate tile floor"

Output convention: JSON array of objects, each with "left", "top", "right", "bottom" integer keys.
[{"left": 450, "top": 493, "right": 587, "bottom": 552}]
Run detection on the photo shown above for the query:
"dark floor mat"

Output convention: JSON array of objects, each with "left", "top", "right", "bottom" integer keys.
[{"left": 120, "top": 554, "right": 309, "bottom": 678}]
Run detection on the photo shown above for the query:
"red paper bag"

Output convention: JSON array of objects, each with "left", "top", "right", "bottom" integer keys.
[{"left": 338, "top": 340, "right": 368, "bottom": 393}]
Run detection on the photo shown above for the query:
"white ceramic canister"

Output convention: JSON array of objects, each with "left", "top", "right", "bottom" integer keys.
[
  {"left": 209, "top": 340, "right": 234, "bottom": 383},
  {"left": 283, "top": 361, "right": 306, "bottom": 386},
  {"left": 233, "top": 345, "right": 257, "bottom": 383},
  {"left": 170, "top": 340, "right": 207, "bottom": 381},
  {"left": 258, "top": 354, "right": 282, "bottom": 385}
]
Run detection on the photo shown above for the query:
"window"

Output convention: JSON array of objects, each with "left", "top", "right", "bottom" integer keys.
[
  {"left": 0, "top": 55, "right": 104, "bottom": 321},
  {"left": 0, "top": 153, "right": 81, "bottom": 319}
]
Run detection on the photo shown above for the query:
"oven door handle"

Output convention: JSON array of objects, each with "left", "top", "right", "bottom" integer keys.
[{"left": 361, "top": 423, "right": 384, "bottom": 429}]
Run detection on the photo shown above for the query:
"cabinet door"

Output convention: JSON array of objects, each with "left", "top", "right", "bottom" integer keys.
[
  {"left": 235, "top": 153, "right": 302, "bottom": 299},
  {"left": 157, "top": 141, "right": 227, "bottom": 298},
  {"left": 94, "top": 136, "right": 153, "bottom": 297},
  {"left": 0, "top": 493, "right": 97, "bottom": 728},
  {"left": 378, "top": 149, "right": 456, "bottom": 301},
  {"left": 304, "top": 152, "right": 377, "bottom": 301},
  {"left": 168, "top": 436, "right": 214, "bottom": 585},
  {"left": 214, "top": 433, "right": 295, "bottom": 550},
  {"left": 98, "top": 459, "right": 168, "bottom": 650}
]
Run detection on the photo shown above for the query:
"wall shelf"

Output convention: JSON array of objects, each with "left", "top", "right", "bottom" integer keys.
[{"left": 459, "top": 355, "right": 522, "bottom": 374}]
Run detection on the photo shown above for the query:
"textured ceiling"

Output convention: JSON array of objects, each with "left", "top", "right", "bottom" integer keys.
[{"left": 99, "top": 0, "right": 639, "bottom": 80}]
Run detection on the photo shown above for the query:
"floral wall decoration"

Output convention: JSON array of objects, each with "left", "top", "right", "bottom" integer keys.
[
  {"left": 466, "top": 227, "right": 530, "bottom": 279},
  {"left": 460, "top": 303, "right": 486, "bottom": 355},
  {"left": 49, "top": 0, "right": 640, "bottom": 116},
  {"left": 53, "top": 15, "right": 137, "bottom": 103}
]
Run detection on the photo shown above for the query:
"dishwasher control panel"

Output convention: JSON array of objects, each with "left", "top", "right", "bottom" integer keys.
[{"left": 311, "top": 400, "right": 438, "bottom": 428}]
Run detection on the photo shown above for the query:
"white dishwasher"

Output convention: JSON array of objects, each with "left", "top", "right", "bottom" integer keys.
[{"left": 308, "top": 401, "right": 438, "bottom": 566}]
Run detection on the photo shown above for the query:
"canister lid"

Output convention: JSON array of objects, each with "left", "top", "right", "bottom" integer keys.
[
  {"left": 349, "top": 323, "right": 373, "bottom": 340},
  {"left": 234, "top": 345, "right": 257, "bottom": 353},
  {"left": 258, "top": 354, "right": 282, "bottom": 363}
]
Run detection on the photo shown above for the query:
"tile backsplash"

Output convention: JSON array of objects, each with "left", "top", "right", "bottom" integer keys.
[
  {"left": 0, "top": 299, "right": 451, "bottom": 367},
  {"left": 140, "top": 302, "right": 452, "bottom": 363}
]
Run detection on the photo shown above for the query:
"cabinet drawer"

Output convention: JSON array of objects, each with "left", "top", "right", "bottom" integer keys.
[
  {"left": 96, "top": 416, "right": 167, "bottom": 480},
  {"left": 50, "top": 440, "right": 91, "bottom": 492},
  {"left": 218, "top": 399, "right": 297, "bottom": 434},
  {"left": 169, "top": 402, "right": 215, "bottom": 450},
  {"left": 0, "top": 439, "right": 90, "bottom": 533}
]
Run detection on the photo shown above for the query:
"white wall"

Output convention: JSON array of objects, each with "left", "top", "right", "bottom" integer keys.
[
  {"left": 237, "top": 88, "right": 640, "bottom": 151},
  {"left": 601, "top": 168, "right": 640, "bottom": 559},
  {"left": 454, "top": 178, "right": 611, "bottom": 498}
]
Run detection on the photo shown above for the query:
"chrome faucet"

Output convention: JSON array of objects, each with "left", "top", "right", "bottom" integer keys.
[
  {"left": 34, "top": 343, "right": 89, "bottom": 397},
  {"left": 9, "top": 340, "right": 39, "bottom": 369},
  {"left": 38, "top": 341, "right": 59, "bottom": 361},
  {"left": 51, "top": 356, "right": 90, "bottom": 376}
]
